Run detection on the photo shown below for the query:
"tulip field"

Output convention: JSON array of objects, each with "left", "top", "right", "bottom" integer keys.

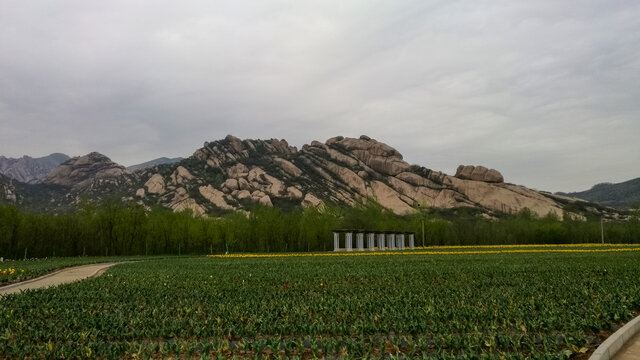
[{"left": 1, "top": 245, "right": 640, "bottom": 359}]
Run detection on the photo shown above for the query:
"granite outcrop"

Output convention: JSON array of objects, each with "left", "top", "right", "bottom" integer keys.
[{"left": 2, "top": 135, "right": 601, "bottom": 219}]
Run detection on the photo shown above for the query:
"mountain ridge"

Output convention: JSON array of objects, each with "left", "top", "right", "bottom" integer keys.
[
  {"left": 0, "top": 135, "right": 623, "bottom": 220},
  {"left": 0, "top": 153, "right": 70, "bottom": 183}
]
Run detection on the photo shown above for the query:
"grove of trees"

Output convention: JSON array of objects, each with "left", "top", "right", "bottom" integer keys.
[{"left": 0, "top": 199, "right": 638, "bottom": 259}]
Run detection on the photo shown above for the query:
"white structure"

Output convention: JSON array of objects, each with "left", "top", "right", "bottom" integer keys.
[
  {"left": 367, "top": 233, "right": 375, "bottom": 250},
  {"left": 356, "top": 232, "right": 364, "bottom": 251},
  {"left": 387, "top": 233, "right": 396, "bottom": 250},
  {"left": 377, "top": 233, "right": 385, "bottom": 250},
  {"left": 345, "top": 232, "right": 353, "bottom": 251},
  {"left": 332, "top": 230, "right": 415, "bottom": 252}
]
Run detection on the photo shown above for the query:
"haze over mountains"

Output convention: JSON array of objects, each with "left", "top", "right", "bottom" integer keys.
[
  {"left": 0, "top": 153, "right": 70, "bottom": 183},
  {"left": 0, "top": 154, "right": 183, "bottom": 184},
  {"left": 0, "top": 135, "right": 630, "bottom": 220}
]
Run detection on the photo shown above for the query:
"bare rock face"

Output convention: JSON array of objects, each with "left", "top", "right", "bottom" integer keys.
[
  {"left": 223, "top": 178, "right": 239, "bottom": 192},
  {"left": 251, "top": 190, "right": 267, "bottom": 202},
  {"left": 302, "top": 193, "right": 322, "bottom": 208},
  {"left": 329, "top": 136, "right": 410, "bottom": 176},
  {"left": 161, "top": 136, "right": 564, "bottom": 219},
  {"left": 45, "top": 152, "right": 126, "bottom": 188},
  {"left": 258, "top": 195, "right": 273, "bottom": 207},
  {"left": 199, "top": 185, "right": 233, "bottom": 210},
  {"left": 227, "top": 163, "right": 249, "bottom": 178},
  {"left": 238, "top": 178, "right": 251, "bottom": 191},
  {"left": 368, "top": 180, "right": 414, "bottom": 215},
  {"left": 170, "top": 166, "right": 194, "bottom": 185},
  {"left": 237, "top": 190, "right": 251, "bottom": 200},
  {"left": 247, "top": 167, "right": 266, "bottom": 183},
  {"left": 273, "top": 157, "right": 302, "bottom": 177},
  {"left": 455, "top": 165, "right": 504, "bottom": 183},
  {"left": 444, "top": 176, "right": 562, "bottom": 217},
  {"left": 194, "top": 135, "right": 297, "bottom": 168},
  {"left": 263, "top": 173, "right": 285, "bottom": 196},
  {"left": 324, "top": 162, "right": 367, "bottom": 196},
  {"left": 287, "top": 186, "right": 303, "bottom": 199},
  {"left": 145, "top": 174, "right": 166, "bottom": 194},
  {"left": 292, "top": 135, "right": 567, "bottom": 217},
  {"left": 170, "top": 187, "right": 206, "bottom": 216}
]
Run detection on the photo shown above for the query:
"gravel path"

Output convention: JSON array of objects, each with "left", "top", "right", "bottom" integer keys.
[{"left": 0, "top": 263, "right": 118, "bottom": 296}]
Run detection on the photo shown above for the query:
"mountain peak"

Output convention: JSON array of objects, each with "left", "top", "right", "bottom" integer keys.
[
  {"left": 195, "top": 136, "right": 297, "bottom": 168},
  {"left": 45, "top": 152, "right": 126, "bottom": 188}
]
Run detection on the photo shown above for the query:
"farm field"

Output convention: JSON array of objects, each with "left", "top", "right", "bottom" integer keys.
[{"left": 1, "top": 245, "right": 640, "bottom": 359}]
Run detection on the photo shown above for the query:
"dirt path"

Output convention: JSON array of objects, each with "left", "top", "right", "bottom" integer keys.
[{"left": 0, "top": 263, "right": 119, "bottom": 297}]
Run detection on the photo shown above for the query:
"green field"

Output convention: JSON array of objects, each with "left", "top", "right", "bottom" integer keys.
[{"left": 1, "top": 248, "right": 640, "bottom": 359}]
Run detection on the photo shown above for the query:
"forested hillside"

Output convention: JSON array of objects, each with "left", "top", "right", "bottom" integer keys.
[{"left": 559, "top": 178, "right": 640, "bottom": 209}]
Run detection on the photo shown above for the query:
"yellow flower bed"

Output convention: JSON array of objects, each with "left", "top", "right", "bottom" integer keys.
[
  {"left": 413, "top": 243, "right": 640, "bottom": 249},
  {"left": 1, "top": 267, "right": 24, "bottom": 276}
]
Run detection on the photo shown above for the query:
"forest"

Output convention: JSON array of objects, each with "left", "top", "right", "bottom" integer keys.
[{"left": 0, "top": 200, "right": 638, "bottom": 259}]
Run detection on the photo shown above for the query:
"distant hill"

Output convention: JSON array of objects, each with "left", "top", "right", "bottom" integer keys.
[
  {"left": 557, "top": 178, "right": 640, "bottom": 209},
  {"left": 0, "top": 153, "right": 70, "bottom": 183},
  {"left": 126, "top": 157, "right": 183, "bottom": 172}
]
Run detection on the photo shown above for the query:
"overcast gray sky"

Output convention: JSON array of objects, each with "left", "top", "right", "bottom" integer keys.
[{"left": 1, "top": 1, "right": 638, "bottom": 192}]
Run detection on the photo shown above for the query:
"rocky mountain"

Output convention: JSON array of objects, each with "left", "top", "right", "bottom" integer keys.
[
  {"left": 0, "top": 153, "right": 69, "bottom": 183},
  {"left": 557, "top": 178, "right": 640, "bottom": 209},
  {"left": 0, "top": 135, "right": 618, "bottom": 219},
  {"left": 126, "top": 135, "right": 581, "bottom": 218},
  {"left": 126, "top": 157, "right": 184, "bottom": 172},
  {"left": 45, "top": 152, "right": 127, "bottom": 188}
]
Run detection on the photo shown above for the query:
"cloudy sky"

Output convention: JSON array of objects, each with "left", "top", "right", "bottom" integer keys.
[{"left": 1, "top": 1, "right": 638, "bottom": 192}]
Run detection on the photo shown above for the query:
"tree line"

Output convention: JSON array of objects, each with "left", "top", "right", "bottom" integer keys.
[{"left": 0, "top": 200, "right": 638, "bottom": 259}]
